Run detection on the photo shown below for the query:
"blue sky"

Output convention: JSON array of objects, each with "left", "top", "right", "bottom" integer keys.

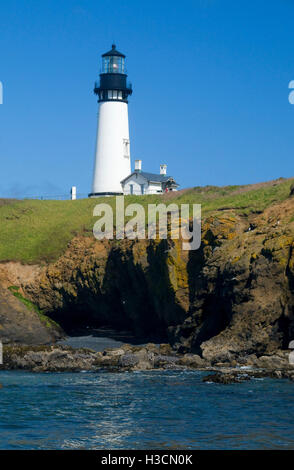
[{"left": 0, "top": 0, "right": 293, "bottom": 198}]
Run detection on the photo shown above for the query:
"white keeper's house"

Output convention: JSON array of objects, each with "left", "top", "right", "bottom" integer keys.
[{"left": 121, "top": 160, "right": 179, "bottom": 195}]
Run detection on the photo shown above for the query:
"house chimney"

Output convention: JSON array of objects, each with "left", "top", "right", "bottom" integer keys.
[
  {"left": 135, "top": 160, "right": 142, "bottom": 172},
  {"left": 160, "top": 164, "right": 167, "bottom": 175}
]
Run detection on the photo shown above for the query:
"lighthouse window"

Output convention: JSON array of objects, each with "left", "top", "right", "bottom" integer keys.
[
  {"left": 112, "top": 90, "right": 118, "bottom": 99},
  {"left": 123, "top": 139, "right": 130, "bottom": 158},
  {"left": 118, "top": 91, "right": 122, "bottom": 100},
  {"left": 102, "top": 56, "right": 125, "bottom": 74}
]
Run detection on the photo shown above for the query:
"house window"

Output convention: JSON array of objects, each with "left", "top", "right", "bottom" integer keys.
[
  {"left": 123, "top": 139, "right": 130, "bottom": 158},
  {"left": 129, "top": 184, "right": 133, "bottom": 195},
  {"left": 140, "top": 184, "right": 145, "bottom": 195}
]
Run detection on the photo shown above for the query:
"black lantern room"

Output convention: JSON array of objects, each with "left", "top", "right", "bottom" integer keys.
[{"left": 94, "top": 44, "right": 132, "bottom": 103}]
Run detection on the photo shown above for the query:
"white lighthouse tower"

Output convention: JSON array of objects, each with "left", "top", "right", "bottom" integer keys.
[{"left": 89, "top": 45, "right": 132, "bottom": 197}]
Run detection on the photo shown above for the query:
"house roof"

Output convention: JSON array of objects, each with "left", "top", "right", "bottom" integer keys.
[{"left": 121, "top": 171, "right": 179, "bottom": 185}]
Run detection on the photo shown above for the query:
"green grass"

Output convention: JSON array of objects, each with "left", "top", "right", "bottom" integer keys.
[
  {"left": 8, "top": 286, "right": 60, "bottom": 329},
  {"left": 0, "top": 178, "right": 293, "bottom": 264}
]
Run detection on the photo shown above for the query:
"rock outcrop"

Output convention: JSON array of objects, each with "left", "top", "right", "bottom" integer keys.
[
  {"left": 0, "top": 285, "right": 61, "bottom": 344},
  {"left": 171, "top": 199, "right": 294, "bottom": 359},
  {"left": 2, "top": 343, "right": 294, "bottom": 383},
  {"left": 0, "top": 343, "right": 185, "bottom": 373},
  {"left": 0, "top": 187, "right": 293, "bottom": 363}
]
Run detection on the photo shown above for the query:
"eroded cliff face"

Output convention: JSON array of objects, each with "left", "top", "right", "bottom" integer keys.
[
  {"left": 23, "top": 237, "right": 189, "bottom": 340},
  {"left": 173, "top": 199, "right": 294, "bottom": 360},
  {"left": 1, "top": 197, "right": 294, "bottom": 358}
]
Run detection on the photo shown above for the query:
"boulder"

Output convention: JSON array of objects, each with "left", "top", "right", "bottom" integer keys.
[
  {"left": 2, "top": 345, "right": 98, "bottom": 372},
  {"left": 119, "top": 353, "right": 140, "bottom": 368},
  {"left": 253, "top": 352, "right": 291, "bottom": 370},
  {"left": 178, "top": 353, "right": 206, "bottom": 368},
  {"left": 103, "top": 348, "right": 125, "bottom": 357},
  {"left": 154, "top": 355, "right": 179, "bottom": 368},
  {"left": 158, "top": 343, "right": 174, "bottom": 355}
]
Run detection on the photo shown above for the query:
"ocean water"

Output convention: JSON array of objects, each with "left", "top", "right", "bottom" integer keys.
[{"left": 0, "top": 369, "right": 294, "bottom": 450}]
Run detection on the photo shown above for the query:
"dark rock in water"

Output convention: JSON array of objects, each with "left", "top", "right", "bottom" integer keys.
[
  {"left": 202, "top": 372, "right": 250, "bottom": 384},
  {"left": 249, "top": 369, "right": 294, "bottom": 381}
]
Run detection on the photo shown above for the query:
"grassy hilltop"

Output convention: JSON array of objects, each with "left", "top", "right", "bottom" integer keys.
[{"left": 0, "top": 177, "right": 293, "bottom": 264}]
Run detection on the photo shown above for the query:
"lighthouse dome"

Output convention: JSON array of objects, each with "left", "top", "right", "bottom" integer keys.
[{"left": 102, "top": 44, "right": 126, "bottom": 58}]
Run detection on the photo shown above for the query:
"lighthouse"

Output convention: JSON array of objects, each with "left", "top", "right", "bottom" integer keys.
[{"left": 89, "top": 45, "right": 133, "bottom": 197}]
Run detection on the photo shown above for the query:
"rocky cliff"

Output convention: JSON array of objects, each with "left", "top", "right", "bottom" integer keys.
[
  {"left": 0, "top": 179, "right": 293, "bottom": 363},
  {"left": 0, "top": 284, "right": 60, "bottom": 344}
]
